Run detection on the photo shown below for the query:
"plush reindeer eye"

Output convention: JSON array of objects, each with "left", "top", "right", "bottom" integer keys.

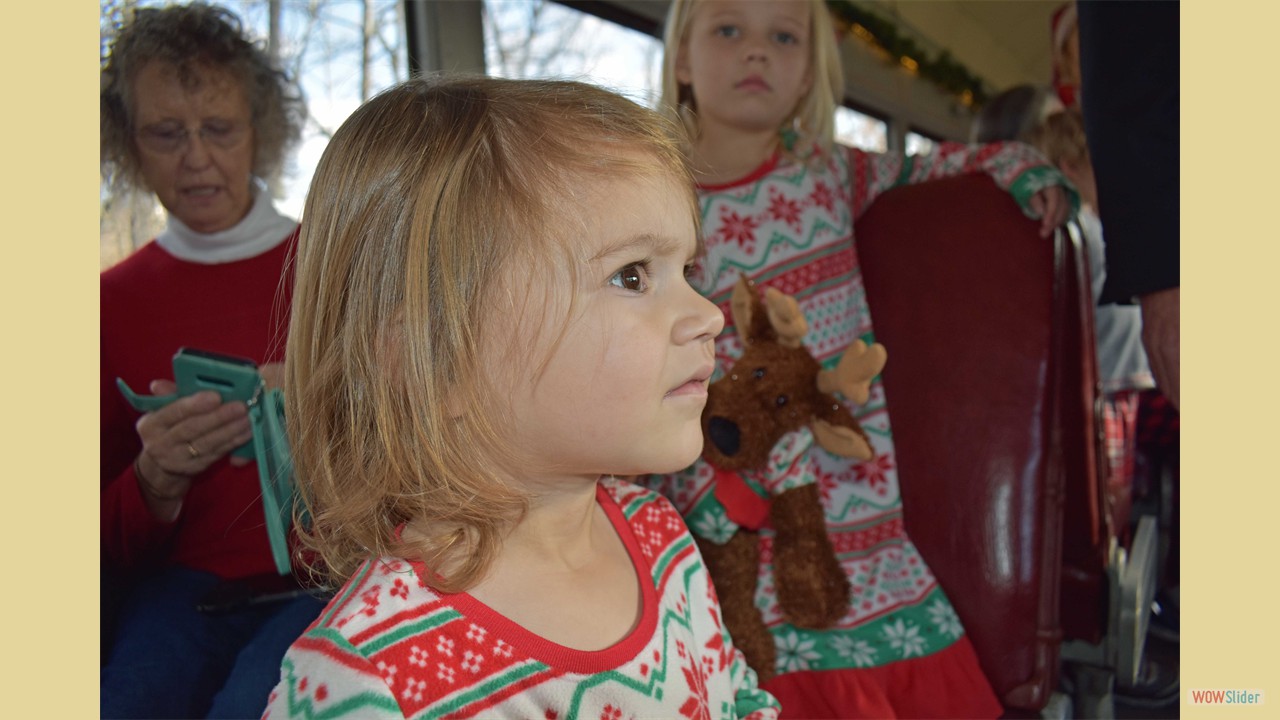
[
  {"left": 753, "top": 368, "right": 766, "bottom": 379},
  {"left": 775, "top": 395, "right": 788, "bottom": 407}
]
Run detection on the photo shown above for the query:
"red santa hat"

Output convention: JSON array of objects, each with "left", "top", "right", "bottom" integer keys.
[
  {"left": 1050, "top": 2, "right": 1078, "bottom": 107},
  {"left": 1051, "top": 2, "right": 1077, "bottom": 60}
]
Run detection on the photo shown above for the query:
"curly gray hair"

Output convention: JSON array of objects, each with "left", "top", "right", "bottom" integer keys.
[{"left": 101, "top": 2, "right": 306, "bottom": 193}]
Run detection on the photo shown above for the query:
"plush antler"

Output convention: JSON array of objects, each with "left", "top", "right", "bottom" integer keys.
[{"left": 817, "top": 339, "right": 887, "bottom": 406}]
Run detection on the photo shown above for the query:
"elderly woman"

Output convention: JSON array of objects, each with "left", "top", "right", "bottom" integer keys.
[{"left": 100, "top": 4, "right": 321, "bottom": 717}]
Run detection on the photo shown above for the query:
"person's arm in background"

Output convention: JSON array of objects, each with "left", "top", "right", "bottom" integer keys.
[
  {"left": 844, "top": 142, "right": 1073, "bottom": 238},
  {"left": 1077, "top": 0, "right": 1180, "bottom": 407}
]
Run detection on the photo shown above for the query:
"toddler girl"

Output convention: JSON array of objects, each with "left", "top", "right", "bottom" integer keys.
[{"left": 262, "top": 75, "right": 779, "bottom": 720}]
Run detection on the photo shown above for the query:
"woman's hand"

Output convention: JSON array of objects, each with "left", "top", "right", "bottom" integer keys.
[
  {"left": 134, "top": 379, "right": 253, "bottom": 519},
  {"left": 1140, "top": 287, "right": 1180, "bottom": 409},
  {"left": 1029, "top": 185, "right": 1070, "bottom": 238}
]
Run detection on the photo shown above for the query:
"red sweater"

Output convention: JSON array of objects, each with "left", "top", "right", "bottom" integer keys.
[{"left": 100, "top": 232, "right": 296, "bottom": 579}]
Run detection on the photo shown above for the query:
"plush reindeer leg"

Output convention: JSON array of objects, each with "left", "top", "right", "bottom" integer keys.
[
  {"left": 770, "top": 483, "right": 850, "bottom": 630},
  {"left": 696, "top": 531, "right": 777, "bottom": 682},
  {"left": 817, "top": 340, "right": 887, "bottom": 406}
]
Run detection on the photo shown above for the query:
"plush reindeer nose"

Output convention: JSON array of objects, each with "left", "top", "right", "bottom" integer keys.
[{"left": 707, "top": 416, "right": 741, "bottom": 457}]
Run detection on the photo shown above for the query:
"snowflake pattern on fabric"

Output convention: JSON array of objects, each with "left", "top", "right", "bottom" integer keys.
[
  {"left": 692, "top": 505, "right": 737, "bottom": 545},
  {"left": 927, "top": 598, "right": 964, "bottom": 640},
  {"left": 775, "top": 631, "right": 822, "bottom": 673},
  {"left": 828, "top": 635, "right": 878, "bottom": 668},
  {"left": 883, "top": 618, "right": 928, "bottom": 659}
]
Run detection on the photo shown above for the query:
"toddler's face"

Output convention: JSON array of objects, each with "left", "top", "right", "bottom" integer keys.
[{"left": 491, "top": 168, "right": 724, "bottom": 482}]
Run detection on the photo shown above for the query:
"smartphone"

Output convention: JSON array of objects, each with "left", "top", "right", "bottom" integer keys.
[
  {"left": 116, "top": 348, "right": 264, "bottom": 458},
  {"left": 117, "top": 348, "right": 263, "bottom": 412},
  {"left": 172, "top": 347, "right": 261, "bottom": 404}
]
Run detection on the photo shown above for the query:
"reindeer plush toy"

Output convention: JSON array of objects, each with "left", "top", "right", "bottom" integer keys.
[{"left": 696, "top": 275, "right": 887, "bottom": 682}]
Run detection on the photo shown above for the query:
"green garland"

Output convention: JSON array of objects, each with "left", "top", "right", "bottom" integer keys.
[{"left": 826, "top": 0, "right": 990, "bottom": 107}]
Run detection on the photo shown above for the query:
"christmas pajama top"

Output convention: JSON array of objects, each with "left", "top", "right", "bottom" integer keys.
[
  {"left": 643, "top": 141, "right": 1069, "bottom": 718},
  {"left": 262, "top": 479, "right": 779, "bottom": 720}
]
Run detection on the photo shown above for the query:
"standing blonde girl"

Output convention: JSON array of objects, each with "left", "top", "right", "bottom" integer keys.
[
  {"left": 647, "top": 1, "right": 1073, "bottom": 717},
  {"left": 263, "top": 76, "right": 778, "bottom": 719}
]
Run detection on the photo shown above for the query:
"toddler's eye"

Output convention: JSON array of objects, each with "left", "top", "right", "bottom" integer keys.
[
  {"left": 715, "top": 25, "right": 740, "bottom": 39},
  {"left": 774, "top": 31, "right": 799, "bottom": 45},
  {"left": 609, "top": 262, "right": 649, "bottom": 292}
]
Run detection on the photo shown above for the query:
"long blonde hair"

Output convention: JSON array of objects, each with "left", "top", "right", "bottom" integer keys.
[
  {"left": 660, "top": 0, "right": 844, "bottom": 160},
  {"left": 286, "top": 75, "right": 695, "bottom": 592}
]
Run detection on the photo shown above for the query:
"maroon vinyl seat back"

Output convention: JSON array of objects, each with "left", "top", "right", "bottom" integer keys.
[{"left": 855, "top": 174, "right": 1101, "bottom": 711}]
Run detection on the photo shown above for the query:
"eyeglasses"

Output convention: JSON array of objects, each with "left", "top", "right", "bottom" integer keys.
[{"left": 135, "top": 119, "right": 249, "bottom": 154}]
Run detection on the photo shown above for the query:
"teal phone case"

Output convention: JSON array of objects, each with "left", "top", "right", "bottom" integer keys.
[
  {"left": 115, "top": 378, "right": 176, "bottom": 413},
  {"left": 116, "top": 348, "right": 262, "bottom": 458},
  {"left": 251, "top": 388, "right": 302, "bottom": 575}
]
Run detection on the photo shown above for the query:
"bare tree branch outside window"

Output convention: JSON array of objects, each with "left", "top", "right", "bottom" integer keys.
[
  {"left": 483, "top": 0, "right": 661, "bottom": 108},
  {"left": 101, "top": 0, "right": 661, "bottom": 269}
]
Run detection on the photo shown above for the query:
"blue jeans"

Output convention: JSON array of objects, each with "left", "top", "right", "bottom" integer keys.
[{"left": 101, "top": 566, "right": 327, "bottom": 719}]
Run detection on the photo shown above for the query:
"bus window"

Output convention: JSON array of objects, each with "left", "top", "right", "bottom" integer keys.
[
  {"left": 835, "top": 105, "right": 888, "bottom": 152},
  {"left": 483, "top": 0, "right": 662, "bottom": 108},
  {"left": 905, "top": 130, "right": 937, "bottom": 156}
]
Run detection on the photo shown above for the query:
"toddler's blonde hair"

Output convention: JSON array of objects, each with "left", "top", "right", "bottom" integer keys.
[{"left": 286, "top": 75, "right": 695, "bottom": 592}]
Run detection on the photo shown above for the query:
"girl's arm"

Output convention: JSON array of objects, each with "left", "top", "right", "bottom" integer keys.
[
  {"left": 727, "top": 645, "right": 782, "bottom": 720},
  {"left": 845, "top": 141, "right": 1077, "bottom": 228},
  {"left": 650, "top": 486, "right": 780, "bottom": 719},
  {"left": 690, "top": 543, "right": 781, "bottom": 719},
  {"left": 262, "top": 634, "right": 403, "bottom": 719}
]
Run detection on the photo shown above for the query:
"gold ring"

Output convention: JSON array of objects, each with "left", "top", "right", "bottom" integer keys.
[{"left": 186, "top": 442, "right": 201, "bottom": 459}]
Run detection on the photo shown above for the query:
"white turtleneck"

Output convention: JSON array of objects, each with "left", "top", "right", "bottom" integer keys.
[{"left": 156, "top": 179, "right": 297, "bottom": 265}]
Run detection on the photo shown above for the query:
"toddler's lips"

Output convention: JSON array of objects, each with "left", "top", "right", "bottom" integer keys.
[
  {"left": 666, "top": 379, "right": 709, "bottom": 398},
  {"left": 736, "top": 76, "right": 770, "bottom": 92},
  {"left": 667, "top": 365, "right": 714, "bottom": 398}
]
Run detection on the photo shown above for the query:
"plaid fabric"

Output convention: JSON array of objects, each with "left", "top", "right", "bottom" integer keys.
[
  {"left": 1103, "top": 390, "right": 1141, "bottom": 544},
  {"left": 1133, "top": 388, "right": 1179, "bottom": 585},
  {"left": 1103, "top": 391, "right": 1141, "bottom": 492},
  {"left": 1136, "top": 389, "right": 1179, "bottom": 448}
]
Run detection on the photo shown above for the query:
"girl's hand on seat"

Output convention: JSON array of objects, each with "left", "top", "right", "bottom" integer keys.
[{"left": 1030, "top": 186, "right": 1070, "bottom": 238}]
